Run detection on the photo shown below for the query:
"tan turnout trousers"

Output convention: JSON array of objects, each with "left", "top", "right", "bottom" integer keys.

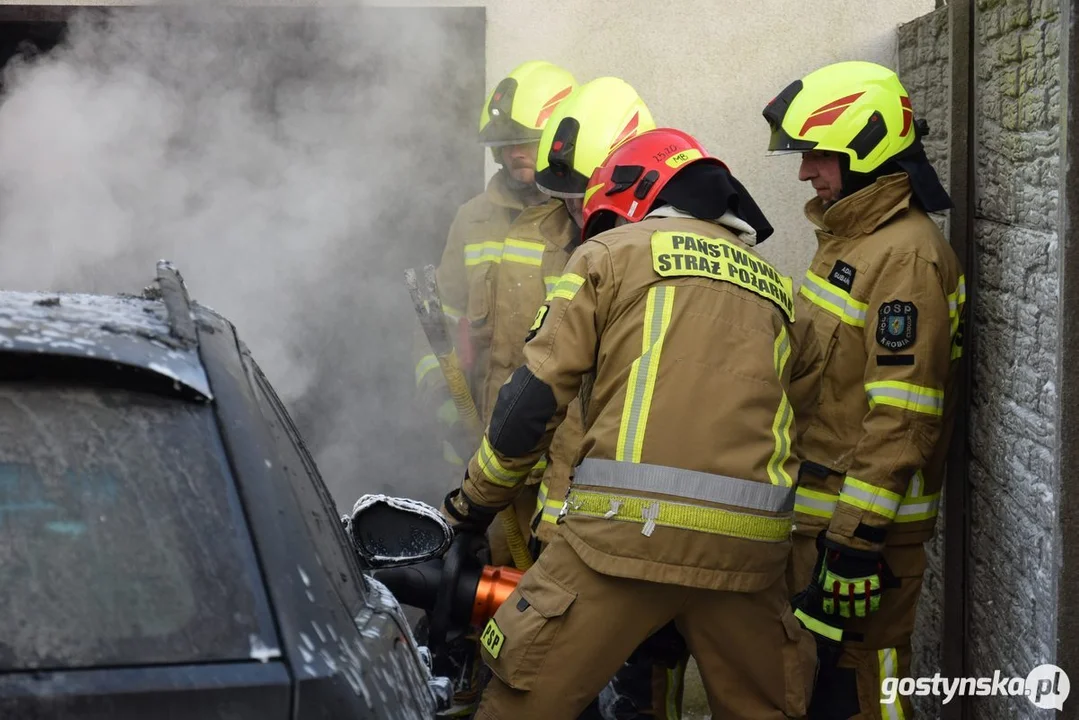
[{"left": 476, "top": 536, "right": 816, "bottom": 720}]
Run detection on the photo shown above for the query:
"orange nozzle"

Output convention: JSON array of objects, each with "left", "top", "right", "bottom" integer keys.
[{"left": 471, "top": 565, "right": 524, "bottom": 627}]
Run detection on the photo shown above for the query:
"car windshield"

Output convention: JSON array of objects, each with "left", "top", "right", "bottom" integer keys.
[{"left": 0, "top": 382, "right": 271, "bottom": 670}]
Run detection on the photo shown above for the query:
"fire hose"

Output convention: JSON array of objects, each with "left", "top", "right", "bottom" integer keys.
[{"left": 405, "top": 264, "right": 533, "bottom": 571}]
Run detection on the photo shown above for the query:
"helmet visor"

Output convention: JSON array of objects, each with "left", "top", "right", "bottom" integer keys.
[
  {"left": 766, "top": 125, "right": 818, "bottom": 154},
  {"left": 479, "top": 117, "right": 541, "bottom": 147}
]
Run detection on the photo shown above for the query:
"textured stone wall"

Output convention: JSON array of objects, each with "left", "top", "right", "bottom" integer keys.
[
  {"left": 968, "top": 0, "right": 1062, "bottom": 717},
  {"left": 898, "top": 2, "right": 1065, "bottom": 717},
  {"left": 896, "top": 10, "right": 950, "bottom": 717}
]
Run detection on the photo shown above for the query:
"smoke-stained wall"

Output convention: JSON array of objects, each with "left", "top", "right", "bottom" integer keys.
[{"left": 0, "top": 4, "right": 486, "bottom": 507}]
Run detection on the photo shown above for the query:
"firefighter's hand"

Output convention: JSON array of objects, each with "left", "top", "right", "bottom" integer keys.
[
  {"left": 440, "top": 488, "right": 497, "bottom": 535},
  {"left": 814, "top": 533, "right": 894, "bottom": 618}
]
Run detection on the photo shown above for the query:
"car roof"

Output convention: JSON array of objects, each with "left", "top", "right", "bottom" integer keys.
[{"left": 0, "top": 263, "right": 214, "bottom": 400}]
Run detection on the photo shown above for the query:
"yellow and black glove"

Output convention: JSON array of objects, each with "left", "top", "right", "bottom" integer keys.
[{"left": 814, "top": 530, "right": 897, "bottom": 619}]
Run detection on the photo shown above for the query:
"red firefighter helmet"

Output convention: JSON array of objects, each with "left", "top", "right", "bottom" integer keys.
[{"left": 581, "top": 127, "right": 729, "bottom": 242}]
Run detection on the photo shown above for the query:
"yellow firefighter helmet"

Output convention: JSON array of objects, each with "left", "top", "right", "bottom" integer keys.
[
  {"left": 762, "top": 61, "right": 916, "bottom": 174},
  {"left": 534, "top": 76, "right": 656, "bottom": 198},
  {"left": 478, "top": 61, "right": 577, "bottom": 148}
]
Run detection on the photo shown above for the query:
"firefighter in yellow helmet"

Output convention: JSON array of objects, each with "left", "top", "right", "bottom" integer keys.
[
  {"left": 413, "top": 60, "right": 576, "bottom": 483},
  {"left": 762, "top": 61, "right": 966, "bottom": 719},
  {"left": 411, "top": 60, "right": 576, "bottom": 715}
]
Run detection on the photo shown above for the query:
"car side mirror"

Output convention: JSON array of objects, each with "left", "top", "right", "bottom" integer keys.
[{"left": 345, "top": 494, "right": 452, "bottom": 569}]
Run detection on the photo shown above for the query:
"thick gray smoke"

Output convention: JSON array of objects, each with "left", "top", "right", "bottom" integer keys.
[{"left": 0, "top": 4, "right": 484, "bottom": 507}]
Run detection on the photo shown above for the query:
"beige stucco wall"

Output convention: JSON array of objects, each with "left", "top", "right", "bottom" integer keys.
[{"left": 384, "top": 0, "right": 937, "bottom": 276}]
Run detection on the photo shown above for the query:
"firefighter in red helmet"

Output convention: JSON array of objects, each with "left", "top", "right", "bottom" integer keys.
[{"left": 442, "top": 127, "right": 823, "bottom": 719}]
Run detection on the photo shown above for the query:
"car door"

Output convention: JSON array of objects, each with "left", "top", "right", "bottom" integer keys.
[{"left": 245, "top": 359, "right": 437, "bottom": 720}]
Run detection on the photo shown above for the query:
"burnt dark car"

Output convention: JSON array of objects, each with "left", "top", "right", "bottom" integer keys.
[{"left": 0, "top": 262, "right": 451, "bottom": 719}]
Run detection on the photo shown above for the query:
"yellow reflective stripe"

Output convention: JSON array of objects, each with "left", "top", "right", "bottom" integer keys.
[
  {"left": 503, "top": 238, "right": 544, "bottom": 266},
  {"left": 442, "top": 304, "right": 463, "bottom": 322},
  {"left": 880, "top": 648, "right": 907, "bottom": 720},
  {"left": 665, "top": 661, "right": 685, "bottom": 719},
  {"left": 767, "top": 327, "right": 794, "bottom": 486},
  {"left": 795, "top": 608, "right": 843, "bottom": 642},
  {"left": 616, "top": 286, "right": 676, "bottom": 462},
  {"left": 464, "top": 240, "right": 504, "bottom": 266},
  {"left": 534, "top": 479, "right": 562, "bottom": 525},
  {"left": 566, "top": 489, "right": 792, "bottom": 542},
  {"left": 547, "top": 272, "right": 586, "bottom": 302},
  {"left": 895, "top": 492, "right": 940, "bottom": 522},
  {"left": 575, "top": 458, "right": 794, "bottom": 513},
  {"left": 799, "top": 270, "right": 868, "bottom": 326},
  {"left": 896, "top": 472, "right": 939, "bottom": 522},
  {"left": 909, "top": 470, "right": 924, "bottom": 497},
  {"left": 794, "top": 486, "right": 838, "bottom": 518},
  {"left": 797, "top": 472, "right": 939, "bottom": 523},
  {"left": 533, "top": 456, "right": 548, "bottom": 472},
  {"left": 947, "top": 274, "right": 967, "bottom": 336},
  {"left": 839, "top": 476, "right": 902, "bottom": 520},
  {"left": 544, "top": 275, "right": 561, "bottom": 295},
  {"left": 415, "top": 354, "right": 440, "bottom": 386},
  {"left": 476, "top": 436, "right": 529, "bottom": 488},
  {"left": 948, "top": 275, "right": 966, "bottom": 360},
  {"left": 865, "top": 380, "right": 944, "bottom": 416}
]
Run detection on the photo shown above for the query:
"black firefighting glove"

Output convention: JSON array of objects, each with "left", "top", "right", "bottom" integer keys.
[
  {"left": 814, "top": 530, "right": 897, "bottom": 619},
  {"left": 792, "top": 543, "right": 847, "bottom": 650},
  {"left": 440, "top": 487, "right": 498, "bottom": 536},
  {"left": 792, "top": 552, "right": 852, "bottom": 706}
]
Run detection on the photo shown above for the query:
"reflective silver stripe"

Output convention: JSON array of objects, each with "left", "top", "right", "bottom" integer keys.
[
  {"left": 801, "top": 272, "right": 868, "bottom": 325},
  {"left": 794, "top": 489, "right": 838, "bottom": 516},
  {"left": 865, "top": 383, "right": 944, "bottom": 414},
  {"left": 880, "top": 648, "right": 905, "bottom": 720},
  {"left": 464, "top": 241, "right": 504, "bottom": 265},
  {"left": 909, "top": 471, "right": 924, "bottom": 497},
  {"left": 767, "top": 327, "right": 794, "bottom": 486},
  {"left": 895, "top": 494, "right": 940, "bottom": 520},
  {"left": 548, "top": 273, "right": 586, "bottom": 301},
  {"left": 503, "top": 239, "right": 544, "bottom": 265},
  {"left": 797, "top": 472, "right": 938, "bottom": 523},
  {"left": 840, "top": 477, "right": 901, "bottom": 518},
  {"left": 574, "top": 458, "right": 795, "bottom": 513},
  {"left": 616, "top": 286, "right": 675, "bottom": 462}
]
